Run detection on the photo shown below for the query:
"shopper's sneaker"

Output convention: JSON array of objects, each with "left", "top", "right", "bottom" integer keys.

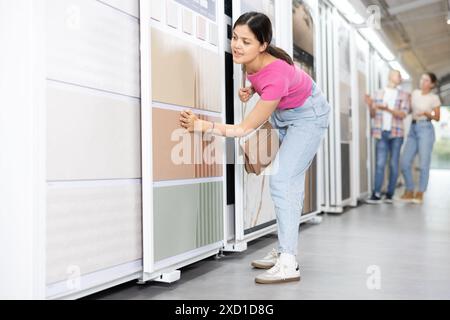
[
  {"left": 399, "top": 190, "right": 415, "bottom": 203},
  {"left": 384, "top": 194, "right": 394, "bottom": 204},
  {"left": 251, "top": 249, "right": 279, "bottom": 269},
  {"left": 366, "top": 193, "right": 383, "bottom": 204},
  {"left": 255, "top": 253, "right": 301, "bottom": 284},
  {"left": 412, "top": 192, "right": 424, "bottom": 204}
]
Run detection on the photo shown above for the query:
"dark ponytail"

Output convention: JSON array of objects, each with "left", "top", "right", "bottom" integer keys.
[
  {"left": 234, "top": 12, "right": 294, "bottom": 66},
  {"left": 424, "top": 72, "right": 438, "bottom": 85},
  {"left": 266, "top": 45, "right": 294, "bottom": 66}
]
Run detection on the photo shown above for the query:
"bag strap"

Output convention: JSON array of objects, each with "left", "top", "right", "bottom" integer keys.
[
  {"left": 242, "top": 66, "right": 248, "bottom": 116},
  {"left": 239, "top": 66, "right": 271, "bottom": 142}
]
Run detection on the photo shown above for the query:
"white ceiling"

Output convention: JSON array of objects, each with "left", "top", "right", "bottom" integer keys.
[{"left": 360, "top": 0, "right": 450, "bottom": 104}]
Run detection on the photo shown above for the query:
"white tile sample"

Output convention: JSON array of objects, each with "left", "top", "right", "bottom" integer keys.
[
  {"left": 46, "top": 0, "right": 140, "bottom": 97},
  {"left": 46, "top": 183, "right": 142, "bottom": 284},
  {"left": 166, "top": 0, "right": 179, "bottom": 29},
  {"left": 208, "top": 22, "right": 218, "bottom": 46},
  {"left": 47, "top": 82, "right": 141, "bottom": 181},
  {"left": 100, "top": 0, "right": 139, "bottom": 17},
  {"left": 150, "top": 0, "right": 163, "bottom": 21}
]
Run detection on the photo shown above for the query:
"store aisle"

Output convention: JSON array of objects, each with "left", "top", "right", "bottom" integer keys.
[{"left": 87, "top": 170, "right": 450, "bottom": 300}]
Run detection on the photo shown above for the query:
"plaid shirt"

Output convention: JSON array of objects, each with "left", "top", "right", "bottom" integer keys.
[{"left": 371, "top": 89, "right": 410, "bottom": 139}]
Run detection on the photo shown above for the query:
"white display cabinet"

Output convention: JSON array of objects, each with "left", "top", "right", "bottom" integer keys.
[
  {"left": 352, "top": 31, "right": 372, "bottom": 200},
  {"left": 318, "top": 3, "right": 362, "bottom": 212},
  {"left": 139, "top": 0, "right": 228, "bottom": 283},
  {"left": 1, "top": 0, "right": 143, "bottom": 300},
  {"left": 1, "top": 0, "right": 229, "bottom": 300},
  {"left": 319, "top": 0, "right": 392, "bottom": 210}
]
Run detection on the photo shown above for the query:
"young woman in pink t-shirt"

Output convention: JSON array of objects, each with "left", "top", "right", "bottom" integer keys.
[{"left": 180, "top": 12, "right": 330, "bottom": 284}]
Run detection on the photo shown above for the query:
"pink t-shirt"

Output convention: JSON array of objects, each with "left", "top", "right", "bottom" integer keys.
[{"left": 247, "top": 59, "right": 313, "bottom": 110}]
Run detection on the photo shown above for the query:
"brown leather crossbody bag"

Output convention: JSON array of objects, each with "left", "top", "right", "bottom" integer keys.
[{"left": 239, "top": 67, "right": 280, "bottom": 175}]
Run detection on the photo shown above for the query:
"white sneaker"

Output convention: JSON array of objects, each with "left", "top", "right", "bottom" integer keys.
[
  {"left": 251, "top": 249, "right": 279, "bottom": 269},
  {"left": 255, "top": 253, "right": 301, "bottom": 284}
]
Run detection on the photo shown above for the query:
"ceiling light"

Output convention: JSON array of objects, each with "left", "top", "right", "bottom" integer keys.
[
  {"left": 329, "top": 0, "right": 365, "bottom": 24},
  {"left": 359, "top": 28, "right": 396, "bottom": 61}
]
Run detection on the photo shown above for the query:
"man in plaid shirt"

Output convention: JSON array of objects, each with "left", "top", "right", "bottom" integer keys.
[{"left": 365, "top": 70, "right": 411, "bottom": 203}]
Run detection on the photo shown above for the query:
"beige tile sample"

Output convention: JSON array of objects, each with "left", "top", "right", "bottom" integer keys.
[
  {"left": 244, "top": 173, "right": 276, "bottom": 230},
  {"left": 151, "top": 28, "right": 196, "bottom": 108},
  {"left": 196, "top": 15, "right": 207, "bottom": 40}
]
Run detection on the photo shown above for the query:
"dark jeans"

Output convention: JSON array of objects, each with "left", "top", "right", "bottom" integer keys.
[{"left": 374, "top": 130, "right": 404, "bottom": 197}]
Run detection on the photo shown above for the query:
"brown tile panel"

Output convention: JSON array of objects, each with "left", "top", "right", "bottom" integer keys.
[{"left": 152, "top": 107, "right": 224, "bottom": 181}]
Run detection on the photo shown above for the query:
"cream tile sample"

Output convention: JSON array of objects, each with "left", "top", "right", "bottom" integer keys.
[
  {"left": 47, "top": 82, "right": 141, "bottom": 181},
  {"left": 46, "top": 0, "right": 140, "bottom": 97},
  {"left": 195, "top": 47, "right": 222, "bottom": 112},
  {"left": 46, "top": 183, "right": 142, "bottom": 285},
  {"left": 244, "top": 173, "right": 276, "bottom": 230},
  {"left": 151, "top": 28, "right": 222, "bottom": 112},
  {"left": 182, "top": 8, "right": 194, "bottom": 34},
  {"left": 152, "top": 28, "right": 196, "bottom": 107}
]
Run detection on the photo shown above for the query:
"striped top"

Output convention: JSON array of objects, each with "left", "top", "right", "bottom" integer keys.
[{"left": 371, "top": 89, "right": 411, "bottom": 139}]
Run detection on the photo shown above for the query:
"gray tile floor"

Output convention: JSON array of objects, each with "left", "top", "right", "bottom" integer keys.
[{"left": 87, "top": 170, "right": 450, "bottom": 300}]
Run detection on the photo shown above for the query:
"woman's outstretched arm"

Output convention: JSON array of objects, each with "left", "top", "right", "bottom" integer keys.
[{"left": 180, "top": 98, "right": 280, "bottom": 138}]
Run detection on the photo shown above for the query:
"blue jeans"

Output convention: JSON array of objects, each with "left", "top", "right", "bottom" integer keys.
[
  {"left": 270, "top": 82, "right": 330, "bottom": 256},
  {"left": 373, "top": 131, "right": 404, "bottom": 197},
  {"left": 401, "top": 121, "right": 435, "bottom": 192}
]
